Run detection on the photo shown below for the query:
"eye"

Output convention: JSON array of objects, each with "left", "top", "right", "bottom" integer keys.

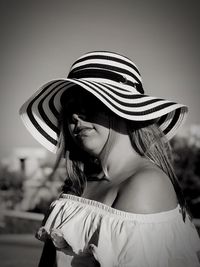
[{"left": 63, "top": 91, "right": 108, "bottom": 122}]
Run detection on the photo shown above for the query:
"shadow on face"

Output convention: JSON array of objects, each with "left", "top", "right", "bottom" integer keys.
[
  {"left": 60, "top": 85, "right": 113, "bottom": 128},
  {"left": 60, "top": 85, "right": 157, "bottom": 136}
]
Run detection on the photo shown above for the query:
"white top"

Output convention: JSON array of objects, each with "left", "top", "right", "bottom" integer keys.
[{"left": 37, "top": 193, "right": 200, "bottom": 267}]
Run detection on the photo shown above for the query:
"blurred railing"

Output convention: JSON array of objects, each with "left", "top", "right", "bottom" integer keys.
[
  {"left": 0, "top": 209, "right": 44, "bottom": 221},
  {"left": 0, "top": 210, "right": 43, "bottom": 234}
]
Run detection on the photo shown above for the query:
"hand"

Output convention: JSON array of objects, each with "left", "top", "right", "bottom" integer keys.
[
  {"left": 50, "top": 228, "right": 68, "bottom": 249},
  {"left": 35, "top": 226, "right": 49, "bottom": 241}
]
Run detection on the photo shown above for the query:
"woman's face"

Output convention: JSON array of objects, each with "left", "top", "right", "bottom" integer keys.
[{"left": 63, "top": 89, "right": 110, "bottom": 157}]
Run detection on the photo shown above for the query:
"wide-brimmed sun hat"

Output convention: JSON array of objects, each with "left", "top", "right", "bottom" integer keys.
[{"left": 19, "top": 51, "right": 188, "bottom": 153}]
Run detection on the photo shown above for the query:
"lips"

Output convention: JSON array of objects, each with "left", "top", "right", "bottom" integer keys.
[{"left": 74, "top": 126, "right": 94, "bottom": 136}]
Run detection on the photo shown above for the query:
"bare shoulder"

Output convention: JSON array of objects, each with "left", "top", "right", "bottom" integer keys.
[{"left": 113, "top": 166, "right": 178, "bottom": 214}]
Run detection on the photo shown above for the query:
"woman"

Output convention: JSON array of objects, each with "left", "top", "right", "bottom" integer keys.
[{"left": 20, "top": 51, "right": 200, "bottom": 266}]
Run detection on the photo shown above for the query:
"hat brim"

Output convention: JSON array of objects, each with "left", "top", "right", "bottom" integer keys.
[{"left": 19, "top": 78, "right": 188, "bottom": 153}]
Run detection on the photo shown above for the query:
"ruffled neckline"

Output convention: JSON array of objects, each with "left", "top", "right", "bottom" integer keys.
[{"left": 59, "top": 193, "right": 181, "bottom": 223}]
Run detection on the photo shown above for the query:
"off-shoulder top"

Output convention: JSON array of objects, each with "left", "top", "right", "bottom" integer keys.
[{"left": 36, "top": 193, "right": 200, "bottom": 267}]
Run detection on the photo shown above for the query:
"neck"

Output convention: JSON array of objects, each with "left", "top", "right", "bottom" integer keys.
[{"left": 99, "top": 132, "right": 144, "bottom": 184}]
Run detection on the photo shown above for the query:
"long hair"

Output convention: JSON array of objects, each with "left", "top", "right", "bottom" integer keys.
[
  {"left": 54, "top": 105, "right": 105, "bottom": 196},
  {"left": 54, "top": 108, "right": 187, "bottom": 220},
  {"left": 127, "top": 120, "right": 187, "bottom": 221}
]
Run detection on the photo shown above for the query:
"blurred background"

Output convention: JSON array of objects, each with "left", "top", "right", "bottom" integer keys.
[{"left": 0, "top": 0, "right": 200, "bottom": 266}]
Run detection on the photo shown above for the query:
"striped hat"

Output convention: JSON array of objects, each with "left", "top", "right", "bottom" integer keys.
[{"left": 19, "top": 51, "right": 188, "bottom": 153}]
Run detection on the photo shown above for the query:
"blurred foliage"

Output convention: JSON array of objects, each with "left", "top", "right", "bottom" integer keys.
[
  {"left": 171, "top": 136, "right": 200, "bottom": 218},
  {"left": 0, "top": 165, "right": 24, "bottom": 191},
  {"left": 19, "top": 161, "right": 66, "bottom": 214},
  {"left": 0, "top": 165, "right": 24, "bottom": 210},
  {"left": 0, "top": 158, "right": 65, "bottom": 213},
  {"left": 0, "top": 215, "right": 42, "bottom": 234}
]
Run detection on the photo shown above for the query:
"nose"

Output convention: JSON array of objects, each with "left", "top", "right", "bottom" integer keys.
[{"left": 72, "top": 112, "right": 86, "bottom": 123}]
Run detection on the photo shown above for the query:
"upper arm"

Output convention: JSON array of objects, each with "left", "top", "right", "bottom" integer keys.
[{"left": 113, "top": 168, "right": 178, "bottom": 214}]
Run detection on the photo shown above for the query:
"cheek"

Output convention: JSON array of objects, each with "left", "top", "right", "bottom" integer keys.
[{"left": 94, "top": 124, "right": 110, "bottom": 141}]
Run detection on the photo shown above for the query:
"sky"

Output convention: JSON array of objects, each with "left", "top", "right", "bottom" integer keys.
[{"left": 0, "top": 0, "right": 200, "bottom": 160}]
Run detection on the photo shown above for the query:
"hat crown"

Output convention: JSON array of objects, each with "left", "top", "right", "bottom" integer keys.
[{"left": 67, "top": 51, "right": 144, "bottom": 94}]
